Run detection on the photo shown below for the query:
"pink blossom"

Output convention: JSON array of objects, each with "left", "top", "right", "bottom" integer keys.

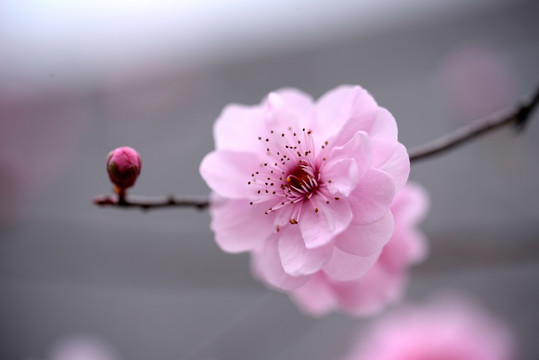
[
  {"left": 106, "top": 146, "right": 141, "bottom": 189},
  {"left": 344, "top": 295, "right": 516, "bottom": 360},
  {"left": 288, "top": 183, "right": 428, "bottom": 316},
  {"left": 49, "top": 335, "right": 120, "bottom": 360},
  {"left": 200, "top": 85, "right": 409, "bottom": 290},
  {"left": 440, "top": 46, "right": 515, "bottom": 122}
]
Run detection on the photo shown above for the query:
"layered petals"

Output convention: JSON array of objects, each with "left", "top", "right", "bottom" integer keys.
[
  {"left": 322, "top": 247, "right": 381, "bottom": 282},
  {"left": 315, "top": 85, "right": 378, "bottom": 147},
  {"left": 264, "top": 89, "right": 315, "bottom": 132},
  {"left": 201, "top": 85, "right": 414, "bottom": 315},
  {"left": 323, "top": 131, "right": 372, "bottom": 196},
  {"left": 200, "top": 151, "right": 262, "bottom": 199},
  {"left": 368, "top": 108, "right": 399, "bottom": 168},
  {"left": 290, "top": 273, "right": 337, "bottom": 316},
  {"left": 335, "top": 211, "right": 394, "bottom": 257},
  {"left": 210, "top": 196, "right": 275, "bottom": 253},
  {"left": 323, "top": 158, "right": 361, "bottom": 197},
  {"left": 378, "top": 142, "right": 410, "bottom": 191},
  {"left": 278, "top": 226, "right": 334, "bottom": 276},
  {"left": 348, "top": 168, "right": 396, "bottom": 225},
  {"left": 300, "top": 195, "right": 353, "bottom": 249},
  {"left": 332, "top": 265, "right": 401, "bottom": 316},
  {"left": 289, "top": 184, "right": 429, "bottom": 316},
  {"left": 252, "top": 236, "right": 309, "bottom": 290},
  {"left": 214, "top": 104, "right": 267, "bottom": 153}
]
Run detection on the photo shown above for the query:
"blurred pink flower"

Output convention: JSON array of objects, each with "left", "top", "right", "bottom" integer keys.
[
  {"left": 49, "top": 335, "right": 120, "bottom": 360},
  {"left": 200, "top": 85, "right": 409, "bottom": 291},
  {"left": 0, "top": 85, "right": 88, "bottom": 226},
  {"left": 289, "top": 183, "right": 428, "bottom": 316},
  {"left": 345, "top": 295, "right": 516, "bottom": 360},
  {"left": 440, "top": 46, "right": 515, "bottom": 122}
]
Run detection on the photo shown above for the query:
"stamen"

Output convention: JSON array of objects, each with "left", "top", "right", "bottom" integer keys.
[{"left": 248, "top": 126, "right": 332, "bottom": 223}]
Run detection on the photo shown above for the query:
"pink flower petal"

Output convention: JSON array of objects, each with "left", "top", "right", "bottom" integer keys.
[
  {"left": 274, "top": 203, "right": 296, "bottom": 228},
  {"left": 323, "top": 158, "right": 361, "bottom": 197},
  {"left": 331, "top": 265, "right": 402, "bottom": 316},
  {"left": 200, "top": 150, "right": 262, "bottom": 199},
  {"left": 406, "top": 230, "right": 429, "bottom": 264},
  {"left": 201, "top": 85, "right": 418, "bottom": 315},
  {"left": 315, "top": 85, "right": 378, "bottom": 147},
  {"left": 391, "top": 182, "right": 429, "bottom": 226},
  {"left": 378, "top": 230, "right": 427, "bottom": 273},
  {"left": 299, "top": 196, "right": 353, "bottom": 249},
  {"left": 347, "top": 295, "right": 516, "bottom": 360},
  {"left": 378, "top": 142, "right": 410, "bottom": 191},
  {"left": 276, "top": 184, "right": 429, "bottom": 317},
  {"left": 251, "top": 236, "right": 310, "bottom": 290},
  {"left": 369, "top": 108, "right": 399, "bottom": 167},
  {"left": 264, "top": 89, "right": 315, "bottom": 131},
  {"left": 378, "top": 183, "right": 430, "bottom": 269},
  {"left": 323, "top": 131, "right": 372, "bottom": 196},
  {"left": 290, "top": 273, "right": 337, "bottom": 316},
  {"left": 214, "top": 104, "right": 267, "bottom": 153},
  {"left": 210, "top": 196, "right": 275, "bottom": 253},
  {"left": 335, "top": 211, "right": 394, "bottom": 257},
  {"left": 278, "top": 226, "right": 334, "bottom": 276},
  {"left": 322, "top": 247, "right": 381, "bottom": 281},
  {"left": 348, "top": 168, "right": 396, "bottom": 225}
]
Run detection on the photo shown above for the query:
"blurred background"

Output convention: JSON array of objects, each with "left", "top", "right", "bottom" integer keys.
[{"left": 1, "top": 0, "right": 538, "bottom": 359}]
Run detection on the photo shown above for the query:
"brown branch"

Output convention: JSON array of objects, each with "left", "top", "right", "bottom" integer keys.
[
  {"left": 93, "top": 194, "right": 210, "bottom": 210},
  {"left": 409, "top": 86, "right": 539, "bottom": 163},
  {"left": 93, "top": 87, "right": 539, "bottom": 211}
]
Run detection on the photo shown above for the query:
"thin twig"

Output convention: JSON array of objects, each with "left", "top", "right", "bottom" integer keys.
[
  {"left": 93, "top": 194, "right": 210, "bottom": 210},
  {"left": 409, "top": 86, "right": 539, "bottom": 163},
  {"left": 93, "top": 87, "right": 539, "bottom": 211}
]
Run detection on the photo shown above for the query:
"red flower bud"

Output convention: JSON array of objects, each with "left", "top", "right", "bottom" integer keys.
[{"left": 106, "top": 147, "right": 141, "bottom": 189}]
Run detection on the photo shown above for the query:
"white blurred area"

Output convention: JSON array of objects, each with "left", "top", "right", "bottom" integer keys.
[{"left": 1, "top": 0, "right": 508, "bottom": 86}]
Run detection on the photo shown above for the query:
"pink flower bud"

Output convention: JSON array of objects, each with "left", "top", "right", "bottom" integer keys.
[{"left": 106, "top": 147, "right": 141, "bottom": 189}]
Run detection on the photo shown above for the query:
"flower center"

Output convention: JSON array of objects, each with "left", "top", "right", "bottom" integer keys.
[
  {"left": 248, "top": 127, "right": 331, "bottom": 225},
  {"left": 284, "top": 164, "right": 319, "bottom": 200}
]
